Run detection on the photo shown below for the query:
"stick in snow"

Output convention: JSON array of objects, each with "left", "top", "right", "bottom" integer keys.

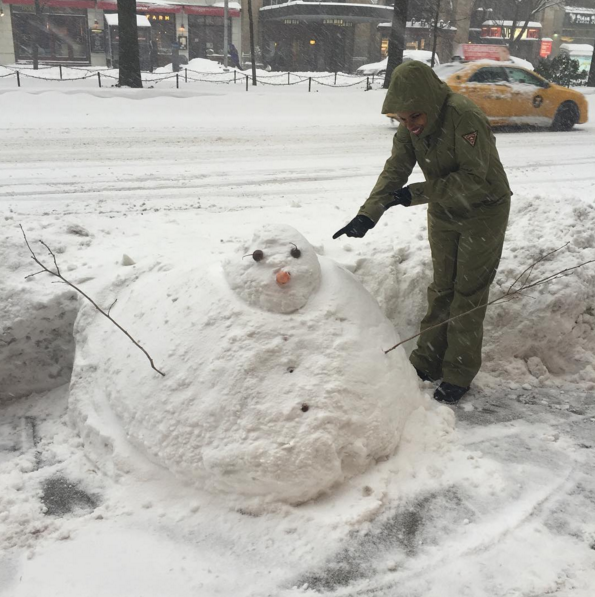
[{"left": 20, "top": 225, "right": 166, "bottom": 377}]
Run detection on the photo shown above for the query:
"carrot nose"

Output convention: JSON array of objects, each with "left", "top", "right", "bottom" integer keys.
[{"left": 276, "top": 270, "right": 291, "bottom": 286}]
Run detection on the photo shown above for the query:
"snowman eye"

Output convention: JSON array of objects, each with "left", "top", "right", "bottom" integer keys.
[
  {"left": 290, "top": 244, "right": 301, "bottom": 259},
  {"left": 243, "top": 250, "right": 264, "bottom": 261}
]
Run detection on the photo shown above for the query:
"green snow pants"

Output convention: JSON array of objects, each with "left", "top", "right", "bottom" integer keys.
[{"left": 409, "top": 196, "right": 511, "bottom": 388}]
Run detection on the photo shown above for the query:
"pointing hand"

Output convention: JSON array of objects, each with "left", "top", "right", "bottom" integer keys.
[{"left": 332, "top": 215, "right": 375, "bottom": 240}]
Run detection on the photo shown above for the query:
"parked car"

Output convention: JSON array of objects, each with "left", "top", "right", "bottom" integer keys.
[
  {"left": 356, "top": 50, "right": 439, "bottom": 77},
  {"left": 434, "top": 61, "right": 588, "bottom": 130}
]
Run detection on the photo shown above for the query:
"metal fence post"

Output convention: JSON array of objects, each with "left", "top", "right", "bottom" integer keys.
[
  {"left": 308, "top": 77, "right": 312, "bottom": 92},
  {"left": 234, "top": 70, "right": 237, "bottom": 84},
  {"left": 288, "top": 71, "right": 290, "bottom": 85},
  {"left": 16, "top": 71, "right": 21, "bottom": 87},
  {"left": 185, "top": 68, "right": 187, "bottom": 83},
  {"left": 97, "top": 72, "right": 101, "bottom": 88},
  {"left": 59, "top": 65, "right": 63, "bottom": 80},
  {"left": 176, "top": 73, "right": 179, "bottom": 89},
  {"left": 334, "top": 72, "right": 337, "bottom": 85},
  {"left": 246, "top": 75, "right": 249, "bottom": 91}
]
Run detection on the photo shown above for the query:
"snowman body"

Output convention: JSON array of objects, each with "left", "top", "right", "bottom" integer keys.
[{"left": 70, "top": 226, "right": 422, "bottom": 504}]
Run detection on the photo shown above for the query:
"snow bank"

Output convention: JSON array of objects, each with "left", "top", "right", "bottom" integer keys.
[
  {"left": 352, "top": 194, "right": 595, "bottom": 392},
  {"left": 69, "top": 226, "right": 424, "bottom": 505},
  {"left": 154, "top": 58, "right": 225, "bottom": 75},
  {"left": 0, "top": 287, "right": 76, "bottom": 400},
  {"left": 0, "top": 222, "right": 88, "bottom": 401},
  {"left": 483, "top": 195, "right": 595, "bottom": 388}
]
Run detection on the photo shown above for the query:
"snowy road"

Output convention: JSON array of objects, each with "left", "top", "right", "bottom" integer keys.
[
  {"left": 1, "top": 89, "right": 594, "bottom": 213},
  {"left": 1, "top": 86, "right": 595, "bottom": 597}
]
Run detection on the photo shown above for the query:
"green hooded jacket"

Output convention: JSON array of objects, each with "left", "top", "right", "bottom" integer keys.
[{"left": 359, "top": 61, "right": 511, "bottom": 222}]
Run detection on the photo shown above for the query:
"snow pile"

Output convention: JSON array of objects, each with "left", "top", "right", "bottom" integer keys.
[
  {"left": 0, "top": 287, "right": 76, "bottom": 400},
  {"left": 69, "top": 225, "right": 424, "bottom": 505},
  {"left": 482, "top": 195, "right": 595, "bottom": 388},
  {"left": 155, "top": 57, "right": 226, "bottom": 75},
  {"left": 0, "top": 223, "right": 87, "bottom": 401},
  {"left": 351, "top": 193, "right": 595, "bottom": 391}
]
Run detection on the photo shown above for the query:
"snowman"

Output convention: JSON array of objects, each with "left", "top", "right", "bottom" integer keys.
[{"left": 69, "top": 225, "right": 424, "bottom": 504}]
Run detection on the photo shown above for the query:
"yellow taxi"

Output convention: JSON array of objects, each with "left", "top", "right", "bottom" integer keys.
[{"left": 435, "top": 61, "right": 589, "bottom": 130}]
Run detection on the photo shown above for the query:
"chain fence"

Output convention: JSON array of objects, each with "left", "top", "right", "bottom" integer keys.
[{"left": 0, "top": 65, "right": 381, "bottom": 92}]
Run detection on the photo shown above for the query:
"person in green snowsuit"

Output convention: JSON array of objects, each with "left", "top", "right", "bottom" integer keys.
[{"left": 333, "top": 61, "right": 511, "bottom": 404}]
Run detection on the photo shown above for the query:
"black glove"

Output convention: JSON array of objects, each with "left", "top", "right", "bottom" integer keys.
[
  {"left": 386, "top": 186, "right": 412, "bottom": 209},
  {"left": 332, "top": 215, "right": 375, "bottom": 239}
]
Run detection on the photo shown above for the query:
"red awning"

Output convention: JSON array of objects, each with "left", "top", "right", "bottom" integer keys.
[
  {"left": 3, "top": 0, "right": 239, "bottom": 16},
  {"left": 98, "top": 1, "right": 183, "bottom": 13},
  {"left": 3, "top": 0, "right": 95, "bottom": 7}
]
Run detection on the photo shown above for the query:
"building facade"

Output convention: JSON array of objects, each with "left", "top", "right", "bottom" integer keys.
[
  {"left": 0, "top": 0, "right": 241, "bottom": 68},
  {"left": 258, "top": 0, "right": 394, "bottom": 72},
  {"left": 461, "top": 0, "right": 595, "bottom": 65},
  {"left": 3, "top": 0, "right": 591, "bottom": 71},
  {"left": 377, "top": 19, "right": 457, "bottom": 65},
  {"left": 254, "top": 0, "right": 457, "bottom": 72}
]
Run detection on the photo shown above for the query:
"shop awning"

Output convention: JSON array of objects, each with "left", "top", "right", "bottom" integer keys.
[
  {"left": 3, "top": 0, "right": 96, "bottom": 8},
  {"left": 2, "top": 0, "right": 240, "bottom": 17},
  {"left": 98, "top": 1, "right": 183, "bottom": 13},
  {"left": 104, "top": 13, "right": 152, "bottom": 27}
]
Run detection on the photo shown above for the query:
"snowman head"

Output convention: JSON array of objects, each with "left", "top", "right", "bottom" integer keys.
[{"left": 223, "top": 225, "right": 321, "bottom": 314}]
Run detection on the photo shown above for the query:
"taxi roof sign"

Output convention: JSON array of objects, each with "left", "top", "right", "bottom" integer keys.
[{"left": 461, "top": 44, "right": 511, "bottom": 62}]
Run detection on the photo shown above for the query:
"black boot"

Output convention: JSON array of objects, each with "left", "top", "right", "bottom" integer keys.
[
  {"left": 415, "top": 368, "right": 435, "bottom": 383},
  {"left": 434, "top": 382, "right": 469, "bottom": 404}
]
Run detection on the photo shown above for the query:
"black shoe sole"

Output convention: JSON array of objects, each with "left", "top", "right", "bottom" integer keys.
[
  {"left": 434, "top": 385, "right": 470, "bottom": 404},
  {"left": 415, "top": 368, "right": 437, "bottom": 383},
  {"left": 434, "top": 393, "right": 463, "bottom": 405}
]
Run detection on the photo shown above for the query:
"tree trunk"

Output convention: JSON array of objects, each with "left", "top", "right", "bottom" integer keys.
[
  {"left": 511, "top": 18, "right": 532, "bottom": 56},
  {"left": 430, "top": 0, "right": 441, "bottom": 68},
  {"left": 32, "top": 0, "right": 41, "bottom": 70},
  {"left": 508, "top": 4, "right": 520, "bottom": 55},
  {"left": 247, "top": 0, "right": 257, "bottom": 85},
  {"left": 384, "top": 0, "right": 408, "bottom": 89},
  {"left": 118, "top": 0, "right": 142, "bottom": 88},
  {"left": 588, "top": 40, "right": 595, "bottom": 87}
]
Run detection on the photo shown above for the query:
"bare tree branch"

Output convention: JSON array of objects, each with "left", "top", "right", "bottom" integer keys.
[
  {"left": 39, "top": 240, "right": 61, "bottom": 276},
  {"left": 507, "top": 242, "right": 569, "bottom": 294},
  {"left": 24, "top": 270, "right": 48, "bottom": 280},
  {"left": 384, "top": 246, "right": 595, "bottom": 355},
  {"left": 20, "top": 225, "right": 165, "bottom": 377},
  {"left": 107, "top": 299, "right": 118, "bottom": 317}
]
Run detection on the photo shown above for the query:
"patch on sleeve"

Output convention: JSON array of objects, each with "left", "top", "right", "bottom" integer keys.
[{"left": 462, "top": 131, "right": 478, "bottom": 147}]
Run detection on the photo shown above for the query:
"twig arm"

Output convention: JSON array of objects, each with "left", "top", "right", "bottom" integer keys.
[{"left": 20, "top": 225, "right": 165, "bottom": 377}]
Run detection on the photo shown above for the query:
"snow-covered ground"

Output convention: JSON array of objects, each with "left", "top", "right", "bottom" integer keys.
[{"left": 1, "top": 81, "right": 595, "bottom": 597}]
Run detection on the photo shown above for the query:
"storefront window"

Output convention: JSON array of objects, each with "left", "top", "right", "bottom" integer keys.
[
  {"left": 188, "top": 16, "right": 232, "bottom": 60},
  {"left": 380, "top": 37, "right": 388, "bottom": 57},
  {"left": 145, "top": 13, "right": 176, "bottom": 55},
  {"left": 11, "top": 5, "right": 89, "bottom": 63}
]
